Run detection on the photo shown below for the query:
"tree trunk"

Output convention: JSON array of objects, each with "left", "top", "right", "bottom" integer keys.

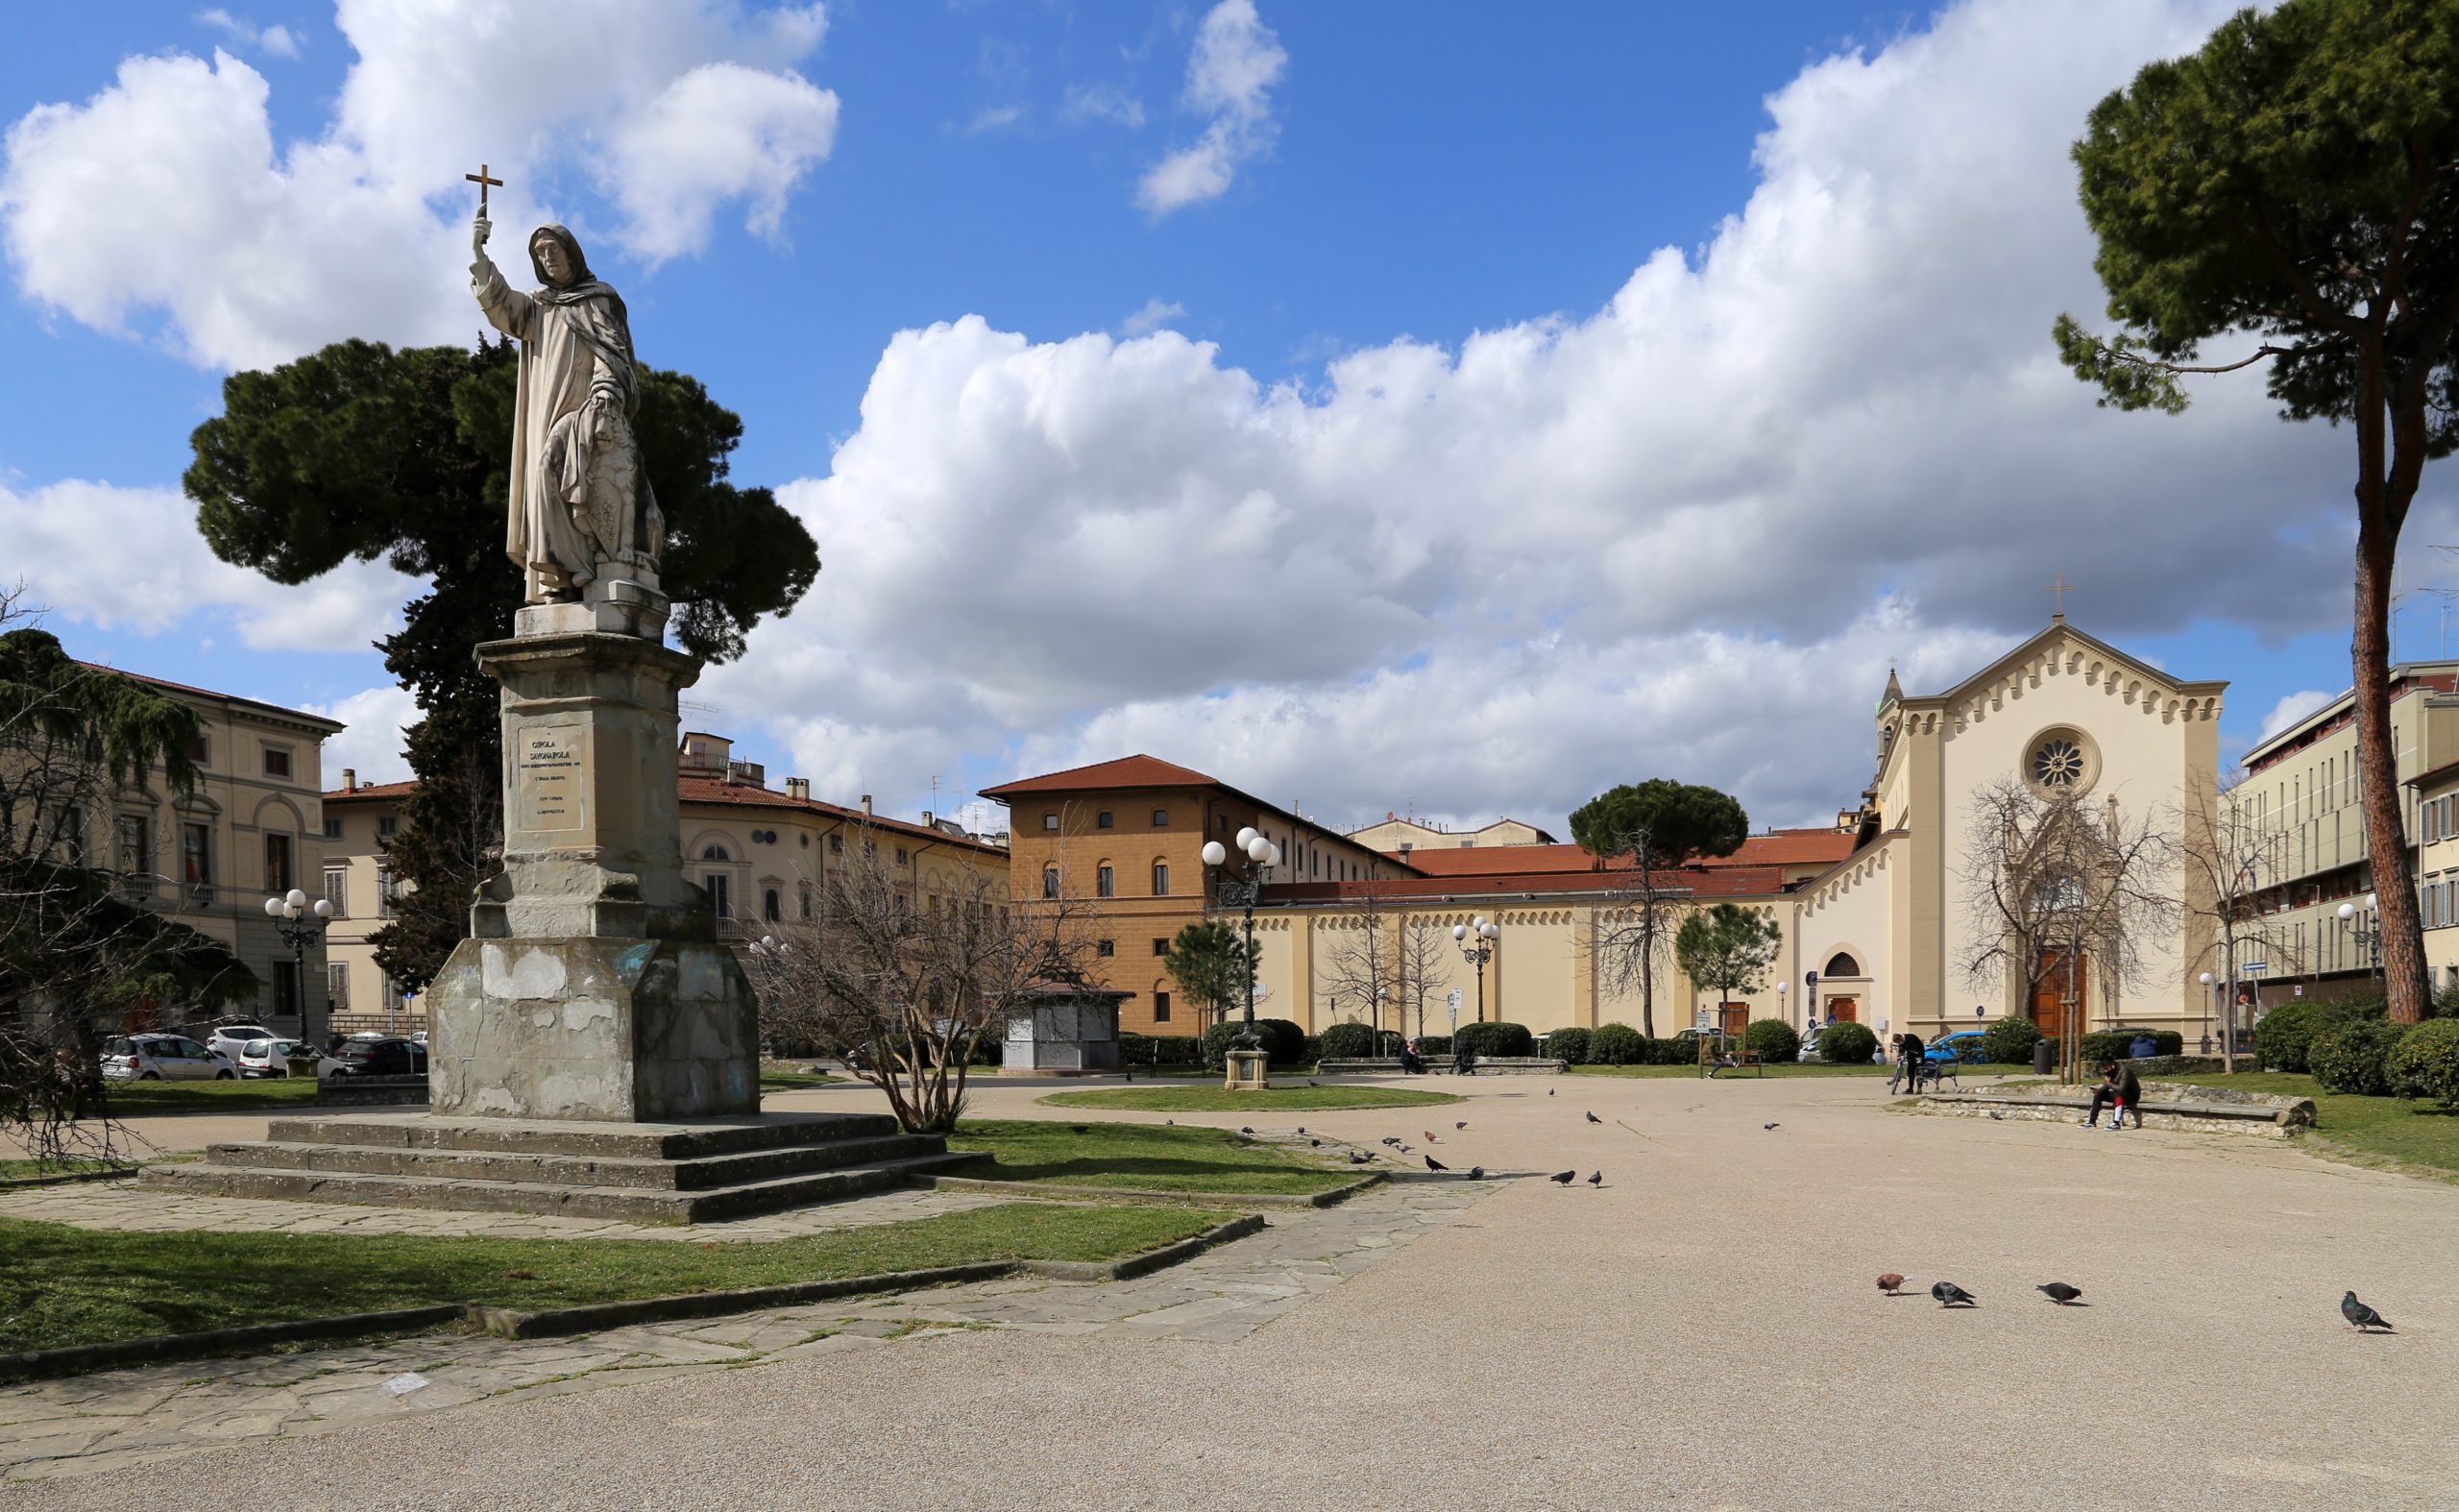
[
  {"left": 1637, "top": 901, "right": 1656, "bottom": 1037},
  {"left": 2352, "top": 521, "right": 2429, "bottom": 1021}
]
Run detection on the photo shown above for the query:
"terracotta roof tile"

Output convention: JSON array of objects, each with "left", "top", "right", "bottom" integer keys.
[
  {"left": 1390, "top": 844, "right": 1600, "bottom": 876},
  {"left": 323, "top": 781, "right": 419, "bottom": 801},
  {"left": 1264, "top": 864, "right": 1789, "bottom": 905},
  {"left": 979, "top": 753, "right": 1219, "bottom": 797}
]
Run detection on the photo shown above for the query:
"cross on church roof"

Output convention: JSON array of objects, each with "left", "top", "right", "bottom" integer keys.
[{"left": 2047, "top": 573, "right": 2074, "bottom": 621}]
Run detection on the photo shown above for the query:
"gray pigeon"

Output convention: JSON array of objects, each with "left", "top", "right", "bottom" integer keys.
[
  {"left": 1586, "top": 1170, "right": 1602, "bottom": 1186},
  {"left": 1467, "top": 1166, "right": 1485, "bottom": 1180},
  {"left": 1381, "top": 1136, "right": 1401, "bottom": 1147},
  {"left": 1425, "top": 1155, "right": 1449, "bottom": 1172},
  {"left": 1296, "top": 1127, "right": 1305, "bottom": 1134},
  {"left": 2037, "top": 1282, "right": 2082, "bottom": 1305},
  {"left": 2343, "top": 1291, "right": 2392, "bottom": 1331},
  {"left": 1585, "top": 1111, "right": 1601, "bottom": 1124},
  {"left": 1931, "top": 1280, "right": 1977, "bottom": 1308},
  {"left": 1987, "top": 1110, "right": 2005, "bottom": 1121},
  {"left": 1455, "top": 1121, "right": 1468, "bottom": 1131},
  {"left": 1348, "top": 1152, "right": 1371, "bottom": 1164},
  {"left": 1239, "top": 1126, "right": 1254, "bottom": 1134},
  {"left": 1764, "top": 1122, "right": 1780, "bottom": 1131},
  {"left": 1550, "top": 1170, "right": 1575, "bottom": 1184},
  {"left": 1548, "top": 1087, "right": 1555, "bottom": 1096}
]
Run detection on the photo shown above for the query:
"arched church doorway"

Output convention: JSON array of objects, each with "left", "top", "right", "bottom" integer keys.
[{"left": 2032, "top": 951, "right": 2087, "bottom": 1038}]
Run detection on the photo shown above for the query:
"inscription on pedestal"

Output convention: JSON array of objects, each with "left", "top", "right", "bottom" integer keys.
[{"left": 517, "top": 728, "right": 587, "bottom": 833}]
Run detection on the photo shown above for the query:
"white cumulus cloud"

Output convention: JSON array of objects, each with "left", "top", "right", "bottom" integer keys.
[
  {"left": 1120, "top": 297, "right": 1185, "bottom": 336},
  {"left": 2257, "top": 689, "right": 2337, "bottom": 743},
  {"left": 303, "top": 683, "right": 420, "bottom": 785},
  {"left": 3, "top": 2, "right": 840, "bottom": 370},
  {"left": 1137, "top": 0, "right": 1285, "bottom": 216}
]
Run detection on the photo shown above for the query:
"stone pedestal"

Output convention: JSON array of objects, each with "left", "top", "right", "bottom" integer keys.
[
  {"left": 1223, "top": 1049, "right": 1269, "bottom": 1091},
  {"left": 426, "top": 609, "right": 759, "bottom": 1124}
]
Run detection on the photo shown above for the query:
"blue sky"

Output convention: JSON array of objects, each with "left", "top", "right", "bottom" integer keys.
[{"left": 0, "top": 1, "right": 2422, "bottom": 836}]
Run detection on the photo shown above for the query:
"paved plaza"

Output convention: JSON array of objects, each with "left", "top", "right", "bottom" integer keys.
[{"left": 4, "top": 1073, "right": 2455, "bottom": 1508}]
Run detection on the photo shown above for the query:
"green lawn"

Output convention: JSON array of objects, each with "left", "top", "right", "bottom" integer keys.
[
  {"left": 0, "top": 1202, "right": 1226, "bottom": 1356},
  {"left": 2155, "top": 1071, "right": 2459, "bottom": 1180},
  {"left": 1037, "top": 1085, "right": 1461, "bottom": 1112},
  {"left": 0, "top": 1158, "right": 117, "bottom": 1180},
  {"left": 949, "top": 1118, "right": 1356, "bottom": 1196},
  {"left": 92, "top": 1064, "right": 839, "bottom": 1116}
]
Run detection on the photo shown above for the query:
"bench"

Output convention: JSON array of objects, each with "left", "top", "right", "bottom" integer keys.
[{"left": 1912, "top": 1080, "right": 2314, "bottom": 1137}]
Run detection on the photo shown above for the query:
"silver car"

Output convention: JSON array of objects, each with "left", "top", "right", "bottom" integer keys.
[{"left": 100, "top": 1034, "right": 236, "bottom": 1081}]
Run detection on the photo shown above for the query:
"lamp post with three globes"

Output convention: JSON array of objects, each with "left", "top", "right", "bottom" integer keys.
[
  {"left": 1201, "top": 826, "right": 1279, "bottom": 1050},
  {"left": 262, "top": 888, "right": 334, "bottom": 1038}
]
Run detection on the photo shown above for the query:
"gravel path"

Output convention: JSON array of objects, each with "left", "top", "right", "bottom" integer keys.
[{"left": 5, "top": 1072, "right": 2453, "bottom": 1508}]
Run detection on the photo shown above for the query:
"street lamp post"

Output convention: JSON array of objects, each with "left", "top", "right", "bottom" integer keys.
[
  {"left": 1202, "top": 827, "right": 1280, "bottom": 1057},
  {"left": 2337, "top": 893, "right": 2382, "bottom": 982},
  {"left": 1451, "top": 915, "right": 1498, "bottom": 1023},
  {"left": 1775, "top": 979, "right": 1789, "bottom": 1032},
  {"left": 262, "top": 888, "right": 334, "bottom": 1040}
]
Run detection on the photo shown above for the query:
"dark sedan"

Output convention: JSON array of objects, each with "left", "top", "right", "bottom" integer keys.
[{"left": 323, "top": 1037, "right": 428, "bottom": 1078}]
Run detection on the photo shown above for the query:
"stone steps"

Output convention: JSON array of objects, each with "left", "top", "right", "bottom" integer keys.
[
  {"left": 258, "top": 1110, "right": 904, "bottom": 1160},
  {"left": 143, "top": 1150, "right": 979, "bottom": 1224},
  {"left": 193, "top": 1132, "right": 948, "bottom": 1191}
]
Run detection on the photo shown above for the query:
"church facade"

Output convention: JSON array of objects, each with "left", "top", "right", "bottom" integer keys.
[{"left": 987, "top": 616, "right": 2228, "bottom": 1046}]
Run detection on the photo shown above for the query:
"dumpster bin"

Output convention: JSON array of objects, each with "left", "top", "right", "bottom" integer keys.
[{"left": 2033, "top": 1039, "right": 2056, "bottom": 1075}]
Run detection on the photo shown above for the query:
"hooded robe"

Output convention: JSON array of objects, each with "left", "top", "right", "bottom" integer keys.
[{"left": 473, "top": 225, "right": 661, "bottom": 603}]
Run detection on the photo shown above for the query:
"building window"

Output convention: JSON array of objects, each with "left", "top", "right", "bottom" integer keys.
[
  {"left": 702, "top": 843, "right": 730, "bottom": 862},
  {"left": 706, "top": 872, "right": 733, "bottom": 917},
  {"left": 1042, "top": 813, "right": 1059, "bottom": 831},
  {"left": 1097, "top": 811, "right": 1114, "bottom": 829},
  {"left": 1097, "top": 939, "right": 1115, "bottom": 957},
  {"left": 328, "top": 963, "right": 350, "bottom": 1011},
  {"left": 1097, "top": 865, "right": 1115, "bottom": 898},
  {"left": 1154, "top": 938, "right": 1170, "bottom": 956},
  {"left": 323, "top": 817, "right": 343, "bottom": 840},
  {"left": 1153, "top": 808, "right": 1170, "bottom": 827},
  {"left": 262, "top": 746, "right": 292, "bottom": 778},
  {"left": 116, "top": 813, "right": 152, "bottom": 883},
  {"left": 1154, "top": 990, "right": 1172, "bottom": 1023},
  {"left": 323, "top": 866, "right": 347, "bottom": 915},
  {"left": 264, "top": 832, "right": 293, "bottom": 894},
  {"left": 1152, "top": 862, "right": 1169, "bottom": 896},
  {"left": 377, "top": 816, "right": 399, "bottom": 840},
  {"left": 799, "top": 882, "right": 814, "bottom": 919},
  {"left": 271, "top": 959, "right": 301, "bottom": 1021},
  {"left": 181, "top": 821, "right": 212, "bottom": 886},
  {"left": 830, "top": 833, "right": 844, "bottom": 853},
  {"left": 381, "top": 973, "right": 402, "bottom": 1015},
  {"left": 377, "top": 866, "right": 398, "bottom": 918},
  {"left": 764, "top": 887, "right": 782, "bottom": 923},
  {"left": 1043, "top": 866, "right": 1059, "bottom": 899},
  {"left": 185, "top": 733, "right": 209, "bottom": 765},
  {"left": 895, "top": 847, "right": 910, "bottom": 866},
  {"left": 1824, "top": 952, "right": 1861, "bottom": 979}
]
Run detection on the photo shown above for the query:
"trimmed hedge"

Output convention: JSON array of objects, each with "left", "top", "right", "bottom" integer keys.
[
  {"left": 1202, "top": 1017, "right": 1306, "bottom": 1068},
  {"left": 2388, "top": 1017, "right": 2459, "bottom": 1107},
  {"left": 1316, "top": 1022, "right": 1392, "bottom": 1060},
  {"left": 1541, "top": 1027, "right": 1592, "bottom": 1066},
  {"left": 1744, "top": 1019, "right": 1799, "bottom": 1066},
  {"left": 1818, "top": 1022, "right": 1878, "bottom": 1065},
  {"left": 2308, "top": 1017, "right": 2407, "bottom": 1097},
  {"left": 1588, "top": 1023, "right": 1644, "bottom": 1065},
  {"left": 1978, "top": 1015, "right": 2042, "bottom": 1067},
  {"left": 1411, "top": 1034, "right": 1452, "bottom": 1058},
  {"left": 1119, "top": 1033, "right": 1206, "bottom": 1066},
  {"left": 2080, "top": 1029, "right": 2185, "bottom": 1062},
  {"left": 2254, "top": 1000, "right": 2318, "bottom": 1073},
  {"left": 1454, "top": 1021, "right": 1535, "bottom": 1059}
]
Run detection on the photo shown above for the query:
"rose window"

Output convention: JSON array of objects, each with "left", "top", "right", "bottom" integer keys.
[{"left": 2030, "top": 737, "right": 2085, "bottom": 788}]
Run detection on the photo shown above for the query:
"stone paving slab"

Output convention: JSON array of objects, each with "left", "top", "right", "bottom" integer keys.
[
  {"left": 0, "top": 1177, "right": 1009, "bottom": 1242},
  {"left": 0, "top": 1180, "right": 1491, "bottom": 1482}
]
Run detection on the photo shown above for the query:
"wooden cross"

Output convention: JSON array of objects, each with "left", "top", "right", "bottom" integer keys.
[
  {"left": 465, "top": 162, "right": 503, "bottom": 214},
  {"left": 2047, "top": 573, "right": 2074, "bottom": 618}
]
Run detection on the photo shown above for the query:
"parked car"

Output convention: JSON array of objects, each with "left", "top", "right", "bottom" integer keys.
[
  {"left": 99, "top": 1034, "right": 235, "bottom": 1081},
  {"left": 205, "top": 1023, "right": 278, "bottom": 1062},
  {"left": 233, "top": 1036, "right": 310, "bottom": 1079},
  {"left": 320, "top": 1036, "right": 428, "bottom": 1079},
  {"left": 1925, "top": 1030, "right": 1989, "bottom": 1063}
]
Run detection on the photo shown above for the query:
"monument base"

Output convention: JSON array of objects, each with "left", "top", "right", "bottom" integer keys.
[
  {"left": 143, "top": 1110, "right": 971, "bottom": 1225},
  {"left": 1223, "top": 1049, "right": 1269, "bottom": 1091},
  {"left": 426, "top": 935, "right": 760, "bottom": 1123}
]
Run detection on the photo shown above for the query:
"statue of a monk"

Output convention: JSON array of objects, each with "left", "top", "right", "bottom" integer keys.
[{"left": 470, "top": 212, "right": 664, "bottom": 604}]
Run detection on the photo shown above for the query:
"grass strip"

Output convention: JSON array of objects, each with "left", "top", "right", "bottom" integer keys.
[
  {"left": 950, "top": 1117, "right": 1355, "bottom": 1195},
  {"left": 2153, "top": 1070, "right": 2459, "bottom": 1180},
  {"left": 1037, "top": 1085, "right": 1460, "bottom": 1112},
  {"left": 1566, "top": 1062, "right": 1897, "bottom": 1078},
  {"left": 0, "top": 1202, "right": 1221, "bottom": 1355}
]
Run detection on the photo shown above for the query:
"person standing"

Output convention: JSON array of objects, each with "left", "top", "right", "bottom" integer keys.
[{"left": 1897, "top": 1031, "right": 1927, "bottom": 1093}]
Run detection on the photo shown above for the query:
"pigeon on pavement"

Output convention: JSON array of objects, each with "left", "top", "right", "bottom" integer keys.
[
  {"left": 1877, "top": 1274, "right": 1906, "bottom": 1295},
  {"left": 1550, "top": 1170, "right": 1576, "bottom": 1184},
  {"left": 1239, "top": 1127, "right": 1254, "bottom": 1134},
  {"left": 1455, "top": 1121, "right": 1469, "bottom": 1131},
  {"left": 1467, "top": 1166, "right": 1485, "bottom": 1180},
  {"left": 1932, "top": 1281, "right": 1977, "bottom": 1307},
  {"left": 1987, "top": 1110, "right": 2005, "bottom": 1121},
  {"left": 1586, "top": 1170, "right": 1603, "bottom": 1186},
  {"left": 1585, "top": 1111, "right": 1601, "bottom": 1124},
  {"left": 1309, "top": 1138, "right": 1322, "bottom": 1147},
  {"left": 1348, "top": 1152, "right": 1372, "bottom": 1164},
  {"left": 1764, "top": 1122, "right": 1780, "bottom": 1131},
  {"left": 2037, "top": 1282, "right": 2082, "bottom": 1305},
  {"left": 1381, "top": 1137, "right": 1401, "bottom": 1147},
  {"left": 1548, "top": 1087, "right": 1556, "bottom": 1097},
  {"left": 1425, "top": 1155, "right": 1449, "bottom": 1172},
  {"left": 2343, "top": 1291, "right": 2392, "bottom": 1331}
]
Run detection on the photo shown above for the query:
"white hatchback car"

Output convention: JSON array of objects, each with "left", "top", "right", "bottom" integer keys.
[
  {"left": 205, "top": 1024, "right": 278, "bottom": 1062},
  {"left": 234, "top": 1036, "right": 310, "bottom": 1079},
  {"left": 99, "top": 1034, "right": 236, "bottom": 1081}
]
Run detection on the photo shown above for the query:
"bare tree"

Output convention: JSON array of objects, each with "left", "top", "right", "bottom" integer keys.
[
  {"left": 2, "top": 588, "right": 256, "bottom": 1163},
  {"left": 742, "top": 819, "right": 1100, "bottom": 1133},
  {"left": 1320, "top": 880, "right": 1399, "bottom": 1043},
  {"left": 2175, "top": 769, "right": 2303, "bottom": 1072},
  {"left": 1585, "top": 866, "right": 1690, "bottom": 1037},
  {"left": 1958, "top": 778, "right": 2178, "bottom": 1085},
  {"left": 1396, "top": 912, "right": 1449, "bottom": 1040}
]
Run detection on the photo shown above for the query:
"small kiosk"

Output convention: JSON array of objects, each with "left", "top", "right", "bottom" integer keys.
[{"left": 1001, "top": 985, "right": 1132, "bottom": 1076}]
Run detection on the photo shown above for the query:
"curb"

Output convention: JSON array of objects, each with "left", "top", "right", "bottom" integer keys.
[
  {"left": 0, "top": 1213, "right": 1273, "bottom": 1380},
  {"left": 924, "top": 1173, "right": 1381, "bottom": 1209},
  {"left": 0, "top": 1167, "right": 140, "bottom": 1192},
  {"left": 0, "top": 1305, "right": 465, "bottom": 1385}
]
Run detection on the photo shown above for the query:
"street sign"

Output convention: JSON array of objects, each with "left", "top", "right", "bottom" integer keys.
[
  {"left": 2239, "top": 961, "right": 2267, "bottom": 974},
  {"left": 1447, "top": 988, "right": 1463, "bottom": 1010},
  {"left": 1250, "top": 983, "right": 1271, "bottom": 1002}
]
